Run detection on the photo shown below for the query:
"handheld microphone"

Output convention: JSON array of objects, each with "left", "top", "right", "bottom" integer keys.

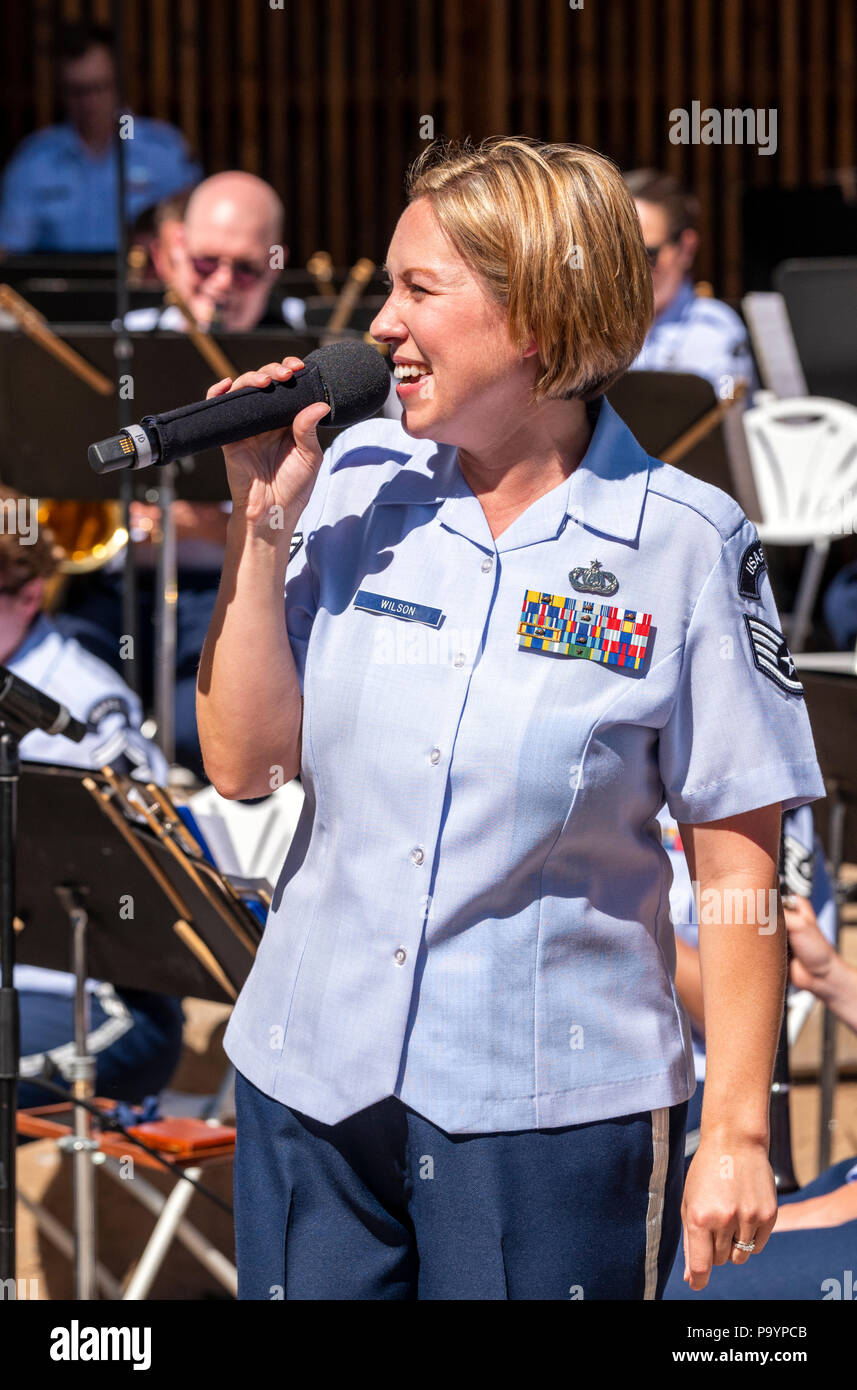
[
  {"left": 88, "top": 339, "right": 391, "bottom": 474},
  {"left": 0, "top": 666, "right": 87, "bottom": 743}
]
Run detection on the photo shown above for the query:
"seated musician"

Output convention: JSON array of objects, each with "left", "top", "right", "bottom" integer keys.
[
  {"left": 0, "top": 22, "right": 200, "bottom": 255},
  {"left": 623, "top": 168, "right": 756, "bottom": 398},
  {"left": 56, "top": 171, "right": 305, "bottom": 783},
  {"left": 658, "top": 801, "right": 857, "bottom": 1299},
  {"left": 124, "top": 172, "right": 308, "bottom": 334},
  {"left": 0, "top": 489, "right": 185, "bottom": 1117}
]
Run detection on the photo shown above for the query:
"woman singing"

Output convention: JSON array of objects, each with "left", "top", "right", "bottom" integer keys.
[{"left": 197, "top": 138, "right": 824, "bottom": 1300}]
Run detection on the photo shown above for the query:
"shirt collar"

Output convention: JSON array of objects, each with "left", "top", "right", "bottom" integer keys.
[
  {"left": 59, "top": 122, "right": 113, "bottom": 164},
  {"left": 652, "top": 277, "right": 696, "bottom": 329},
  {"left": 372, "top": 395, "right": 651, "bottom": 551}
]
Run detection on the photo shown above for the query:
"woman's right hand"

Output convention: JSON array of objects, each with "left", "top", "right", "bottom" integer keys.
[{"left": 206, "top": 356, "right": 331, "bottom": 528}]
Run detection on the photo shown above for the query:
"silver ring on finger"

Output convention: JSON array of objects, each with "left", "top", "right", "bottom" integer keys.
[{"left": 732, "top": 1238, "right": 756, "bottom": 1253}]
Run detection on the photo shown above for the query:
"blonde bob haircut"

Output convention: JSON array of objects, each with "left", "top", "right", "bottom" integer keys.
[{"left": 405, "top": 136, "right": 654, "bottom": 402}]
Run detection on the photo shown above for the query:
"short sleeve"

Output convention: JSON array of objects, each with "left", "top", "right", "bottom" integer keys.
[
  {"left": 658, "top": 518, "right": 826, "bottom": 823},
  {"left": 284, "top": 447, "right": 335, "bottom": 694}
]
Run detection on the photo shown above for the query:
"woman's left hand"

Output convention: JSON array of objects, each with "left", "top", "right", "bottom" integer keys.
[{"left": 681, "top": 1134, "right": 778, "bottom": 1291}]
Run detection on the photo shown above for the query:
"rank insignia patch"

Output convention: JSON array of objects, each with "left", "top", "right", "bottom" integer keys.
[
  {"left": 743, "top": 613, "right": 804, "bottom": 696},
  {"left": 738, "top": 540, "right": 767, "bottom": 600},
  {"left": 517, "top": 589, "right": 653, "bottom": 668}
]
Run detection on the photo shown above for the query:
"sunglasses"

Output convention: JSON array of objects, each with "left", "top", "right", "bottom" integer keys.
[
  {"left": 189, "top": 255, "right": 269, "bottom": 288},
  {"left": 645, "top": 235, "right": 680, "bottom": 268}
]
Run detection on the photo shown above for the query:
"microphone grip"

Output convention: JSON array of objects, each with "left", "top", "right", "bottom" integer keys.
[{"left": 143, "top": 363, "right": 329, "bottom": 466}]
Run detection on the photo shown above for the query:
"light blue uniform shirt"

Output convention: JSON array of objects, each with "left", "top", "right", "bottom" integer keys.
[
  {"left": 0, "top": 119, "right": 201, "bottom": 252},
  {"left": 7, "top": 612, "right": 169, "bottom": 996},
  {"left": 630, "top": 279, "right": 757, "bottom": 397},
  {"left": 222, "top": 398, "right": 825, "bottom": 1133}
]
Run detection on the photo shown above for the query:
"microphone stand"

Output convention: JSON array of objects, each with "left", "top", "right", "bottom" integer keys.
[
  {"left": 0, "top": 721, "right": 22, "bottom": 1282},
  {"left": 153, "top": 465, "right": 177, "bottom": 766},
  {"left": 769, "top": 944, "right": 799, "bottom": 1194},
  {"left": 769, "top": 827, "right": 812, "bottom": 1194},
  {"left": 112, "top": 0, "right": 140, "bottom": 700},
  {"left": 0, "top": 701, "right": 91, "bottom": 1285}
]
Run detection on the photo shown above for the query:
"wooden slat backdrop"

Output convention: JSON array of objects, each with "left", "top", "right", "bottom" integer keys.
[{"left": 1, "top": 0, "right": 856, "bottom": 298}]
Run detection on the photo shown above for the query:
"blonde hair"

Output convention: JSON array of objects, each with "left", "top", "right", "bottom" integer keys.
[{"left": 406, "top": 136, "right": 653, "bottom": 401}]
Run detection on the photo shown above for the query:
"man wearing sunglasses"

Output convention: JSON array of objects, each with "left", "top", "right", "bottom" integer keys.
[
  {"left": 57, "top": 171, "right": 307, "bottom": 783},
  {"left": 0, "top": 22, "right": 200, "bottom": 253},
  {"left": 623, "top": 168, "right": 755, "bottom": 395},
  {"left": 125, "top": 170, "right": 307, "bottom": 334}
]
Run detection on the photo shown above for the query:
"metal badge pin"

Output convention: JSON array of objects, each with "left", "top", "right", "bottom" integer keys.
[{"left": 569, "top": 559, "right": 618, "bottom": 596}]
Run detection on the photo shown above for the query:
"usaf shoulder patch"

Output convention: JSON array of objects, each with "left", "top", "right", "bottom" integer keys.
[
  {"left": 85, "top": 694, "right": 132, "bottom": 729},
  {"left": 781, "top": 833, "right": 814, "bottom": 898},
  {"left": 738, "top": 540, "right": 767, "bottom": 600},
  {"left": 743, "top": 614, "right": 804, "bottom": 696}
]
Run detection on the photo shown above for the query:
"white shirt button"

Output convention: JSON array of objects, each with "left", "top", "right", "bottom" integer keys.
[
  {"left": 410, "top": 847, "right": 425, "bottom": 865},
  {"left": 453, "top": 652, "right": 466, "bottom": 667},
  {"left": 394, "top": 948, "right": 407, "bottom": 965},
  {"left": 481, "top": 557, "right": 493, "bottom": 572},
  {"left": 429, "top": 747, "right": 441, "bottom": 764}
]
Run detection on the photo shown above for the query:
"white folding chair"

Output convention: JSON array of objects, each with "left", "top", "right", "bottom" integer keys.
[{"left": 742, "top": 394, "right": 857, "bottom": 651}]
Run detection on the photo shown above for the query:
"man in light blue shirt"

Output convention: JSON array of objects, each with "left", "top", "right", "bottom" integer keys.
[
  {"left": 0, "top": 22, "right": 200, "bottom": 253},
  {"left": 624, "top": 169, "right": 756, "bottom": 398}
]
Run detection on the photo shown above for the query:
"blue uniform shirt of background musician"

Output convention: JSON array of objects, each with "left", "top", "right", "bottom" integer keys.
[
  {"left": 7, "top": 610, "right": 169, "bottom": 779},
  {"left": 0, "top": 118, "right": 201, "bottom": 253},
  {"left": 629, "top": 278, "right": 757, "bottom": 396},
  {"left": 222, "top": 401, "right": 825, "bottom": 1136}
]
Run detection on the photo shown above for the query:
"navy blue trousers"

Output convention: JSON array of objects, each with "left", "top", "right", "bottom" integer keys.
[{"left": 233, "top": 1070, "right": 688, "bottom": 1300}]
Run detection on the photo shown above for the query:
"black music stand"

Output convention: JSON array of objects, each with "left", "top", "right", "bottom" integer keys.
[
  {"left": 796, "top": 663, "right": 857, "bottom": 1172},
  {"left": 11, "top": 760, "right": 262, "bottom": 1298},
  {"left": 15, "top": 762, "right": 261, "bottom": 998},
  {"left": 0, "top": 327, "right": 339, "bottom": 503},
  {"left": 607, "top": 370, "right": 759, "bottom": 518},
  {"left": 775, "top": 259, "right": 857, "bottom": 407}
]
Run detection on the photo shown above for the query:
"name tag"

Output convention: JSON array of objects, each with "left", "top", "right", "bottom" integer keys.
[
  {"left": 353, "top": 588, "right": 444, "bottom": 628},
  {"left": 518, "top": 588, "right": 653, "bottom": 668}
]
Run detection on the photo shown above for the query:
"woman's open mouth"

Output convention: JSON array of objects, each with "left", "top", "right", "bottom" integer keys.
[{"left": 393, "top": 361, "right": 433, "bottom": 396}]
